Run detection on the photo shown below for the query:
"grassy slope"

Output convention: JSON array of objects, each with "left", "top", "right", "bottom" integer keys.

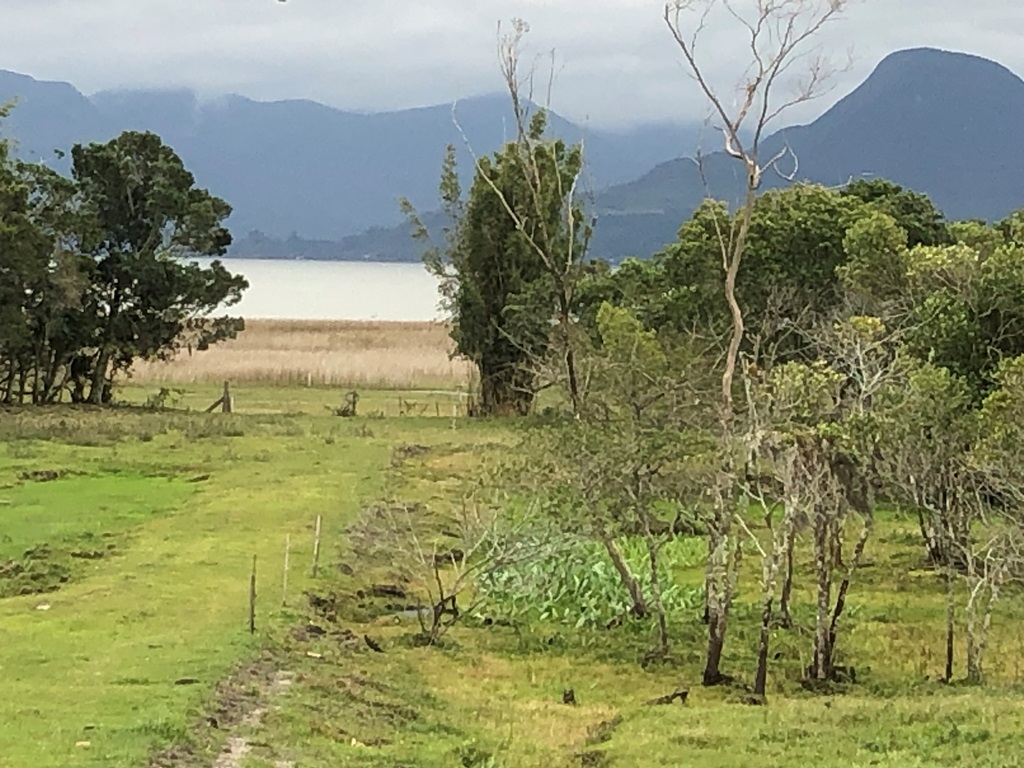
[
  {"left": 248, "top": 433, "right": 1024, "bottom": 768},
  {"left": 3, "top": 384, "right": 1024, "bottom": 767},
  {"left": 0, "top": 394, "right": 409, "bottom": 768}
]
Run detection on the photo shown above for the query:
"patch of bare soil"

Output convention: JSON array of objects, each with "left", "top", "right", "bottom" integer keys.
[
  {"left": 18, "top": 469, "right": 64, "bottom": 482},
  {"left": 149, "top": 653, "right": 292, "bottom": 768}
]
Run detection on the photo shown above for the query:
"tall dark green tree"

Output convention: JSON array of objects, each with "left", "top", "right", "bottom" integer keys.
[
  {"left": 0, "top": 115, "right": 54, "bottom": 402},
  {"left": 840, "top": 178, "right": 951, "bottom": 248},
  {"left": 69, "top": 131, "right": 247, "bottom": 403},
  {"left": 0, "top": 126, "right": 247, "bottom": 405},
  {"left": 408, "top": 111, "right": 589, "bottom": 416}
]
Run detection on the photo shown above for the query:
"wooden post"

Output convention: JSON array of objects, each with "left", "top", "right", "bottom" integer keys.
[
  {"left": 435, "top": 402, "right": 440, "bottom": 418},
  {"left": 222, "top": 381, "right": 233, "bottom": 413},
  {"left": 282, "top": 534, "right": 291, "bottom": 607},
  {"left": 451, "top": 403, "right": 458, "bottom": 430},
  {"left": 248, "top": 555, "right": 257, "bottom": 634},
  {"left": 312, "top": 515, "right": 323, "bottom": 578}
]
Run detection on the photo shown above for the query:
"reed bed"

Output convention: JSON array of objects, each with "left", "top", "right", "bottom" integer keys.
[{"left": 129, "top": 319, "right": 475, "bottom": 391}]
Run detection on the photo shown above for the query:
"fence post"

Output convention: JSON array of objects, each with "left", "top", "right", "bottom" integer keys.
[
  {"left": 312, "top": 515, "right": 323, "bottom": 578},
  {"left": 222, "top": 381, "right": 233, "bottom": 413},
  {"left": 248, "top": 555, "right": 257, "bottom": 634},
  {"left": 282, "top": 534, "right": 291, "bottom": 607}
]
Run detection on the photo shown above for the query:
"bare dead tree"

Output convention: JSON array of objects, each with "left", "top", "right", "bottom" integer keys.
[
  {"left": 961, "top": 512, "right": 1015, "bottom": 684},
  {"left": 956, "top": 461, "right": 1024, "bottom": 684},
  {"left": 871, "top": 358, "right": 977, "bottom": 682},
  {"left": 738, "top": 364, "right": 800, "bottom": 699},
  {"left": 663, "top": 0, "right": 854, "bottom": 686},
  {"left": 349, "top": 497, "right": 552, "bottom": 645}
]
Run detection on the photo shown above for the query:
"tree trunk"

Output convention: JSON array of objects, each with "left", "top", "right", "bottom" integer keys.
[
  {"left": 87, "top": 349, "right": 111, "bottom": 405},
  {"left": 557, "top": 297, "right": 581, "bottom": 418},
  {"left": 702, "top": 528, "right": 736, "bottom": 686},
  {"left": 812, "top": 514, "right": 833, "bottom": 681},
  {"left": 1, "top": 363, "right": 15, "bottom": 404},
  {"left": 944, "top": 562, "right": 955, "bottom": 683},
  {"left": 754, "top": 516, "right": 792, "bottom": 699},
  {"left": 779, "top": 524, "right": 795, "bottom": 629},
  {"left": 701, "top": 536, "right": 713, "bottom": 624},
  {"left": 644, "top": 534, "right": 670, "bottom": 656},
  {"left": 967, "top": 574, "right": 1002, "bottom": 685},
  {"left": 17, "top": 364, "right": 29, "bottom": 405},
  {"left": 976, "top": 579, "right": 1001, "bottom": 684},
  {"left": 479, "top": 364, "right": 534, "bottom": 417},
  {"left": 41, "top": 349, "right": 63, "bottom": 404},
  {"left": 753, "top": 592, "right": 773, "bottom": 698},
  {"left": 601, "top": 536, "right": 648, "bottom": 619},
  {"left": 827, "top": 513, "right": 872, "bottom": 665},
  {"left": 564, "top": 343, "right": 580, "bottom": 417},
  {"left": 703, "top": 606, "right": 728, "bottom": 686},
  {"left": 917, "top": 509, "right": 943, "bottom": 565},
  {"left": 966, "top": 580, "right": 982, "bottom": 684}
]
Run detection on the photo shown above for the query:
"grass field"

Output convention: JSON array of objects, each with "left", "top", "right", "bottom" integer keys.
[
  {"left": 3, "top": 380, "right": 1024, "bottom": 767},
  {"left": 128, "top": 320, "right": 475, "bottom": 391}
]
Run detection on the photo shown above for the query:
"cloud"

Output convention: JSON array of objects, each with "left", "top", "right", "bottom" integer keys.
[{"left": 0, "top": 0, "right": 1020, "bottom": 128}]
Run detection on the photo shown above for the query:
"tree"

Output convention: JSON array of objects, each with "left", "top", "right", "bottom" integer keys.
[
  {"left": 840, "top": 178, "right": 950, "bottom": 248},
  {"left": 70, "top": 131, "right": 246, "bottom": 403},
  {"left": 663, "top": 0, "right": 854, "bottom": 687},
  {"left": 741, "top": 316, "right": 893, "bottom": 694},
  {"left": 0, "top": 128, "right": 247, "bottom": 405},
  {"left": 511, "top": 304, "right": 715, "bottom": 655},
  {"left": 0, "top": 125, "right": 54, "bottom": 402},
  {"left": 838, "top": 208, "right": 1024, "bottom": 401},
  {"left": 349, "top": 496, "right": 551, "bottom": 646},
  {"left": 963, "top": 355, "right": 1024, "bottom": 683},
  {"left": 406, "top": 21, "right": 591, "bottom": 417}
]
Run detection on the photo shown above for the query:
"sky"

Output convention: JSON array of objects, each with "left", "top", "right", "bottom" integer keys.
[{"left": 0, "top": 0, "right": 1020, "bottom": 130}]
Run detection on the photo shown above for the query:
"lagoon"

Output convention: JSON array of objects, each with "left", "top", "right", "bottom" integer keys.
[{"left": 195, "top": 258, "right": 443, "bottom": 321}]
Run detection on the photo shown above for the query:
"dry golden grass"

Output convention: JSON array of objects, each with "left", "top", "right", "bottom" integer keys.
[{"left": 129, "top": 319, "right": 475, "bottom": 391}]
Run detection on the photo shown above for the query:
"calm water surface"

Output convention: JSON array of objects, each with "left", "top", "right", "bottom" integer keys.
[{"left": 195, "top": 258, "right": 444, "bottom": 321}]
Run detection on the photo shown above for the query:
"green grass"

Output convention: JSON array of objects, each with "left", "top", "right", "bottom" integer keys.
[
  {"left": 246, "top": 434, "right": 1024, "bottom": 768},
  {"left": 3, "top": 383, "right": 1024, "bottom": 767},
  {"left": 0, "top": 398, "right": 405, "bottom": 767}
]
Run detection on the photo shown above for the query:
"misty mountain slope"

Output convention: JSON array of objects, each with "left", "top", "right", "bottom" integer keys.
[
  {"left": 0, "top": 70, "right": 107, "bottom": 166},
  {"left": 591, "top": 47, "right": 1024, "bottom": 259},
  {"left": 5, "top": 46, "right": 1023, "bottom": 262},
  {"left": 0, "top": 73, "right": 698, "bottom": 240},
  {"left": 767, "top": 47, "right": 1024, "bottom": 218}
]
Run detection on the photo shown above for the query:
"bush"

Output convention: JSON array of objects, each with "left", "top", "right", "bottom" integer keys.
[{"left": 473, "top": 535, "right": 704, "bottom": 630}]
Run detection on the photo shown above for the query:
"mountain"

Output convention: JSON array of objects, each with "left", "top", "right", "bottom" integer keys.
[
  {"left": 0, "top": 71, "right": 698, "bottom": 243},
  {"left": 588, "top": 47, "right": 1024, "bottom": 259},
  {"left": 5, "top": 47, "right": 1024, "bottom": 263}
]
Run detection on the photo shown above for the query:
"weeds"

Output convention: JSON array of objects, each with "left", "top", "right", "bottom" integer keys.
[{"left": 128, "top": 319, "right": 476, "bottom": 390}]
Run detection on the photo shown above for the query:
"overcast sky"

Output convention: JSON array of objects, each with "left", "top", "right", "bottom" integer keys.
[{"left": 0, "top": 0, "right": 1020, "bottom": 129}]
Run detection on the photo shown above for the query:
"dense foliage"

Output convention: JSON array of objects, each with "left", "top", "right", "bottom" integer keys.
[
  {"left": 0, "top": 125, "right": 246, "bottom": 404},
  {"left": 406, "top": 171, "right": 1024, "bottom": 696},
  {"left": 407, "top": 110, "right": 590, "bottom": 416}
]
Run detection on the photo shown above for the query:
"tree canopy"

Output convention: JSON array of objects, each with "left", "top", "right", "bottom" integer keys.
[
  {"left": 409, "top": 111, "right": 589, "bottom": 416},
  {"left": 0, "top": 127, "right": 247, "bottom": 404}
]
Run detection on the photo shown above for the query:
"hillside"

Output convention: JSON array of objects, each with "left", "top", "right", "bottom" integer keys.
[
  {"left": 589, "top": 47, "right": 1024, "bottom": 259},
  {"left": 5, "top": 47, "right": 1024, "bottom": 262},
  {"left": 0, "top": 71, "right": 697, "bottom": 243}
]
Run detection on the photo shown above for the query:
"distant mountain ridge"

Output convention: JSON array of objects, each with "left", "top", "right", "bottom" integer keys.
[
  {"left": 4, "top": 47, "right": 1024, "bottom": 263},
  {"left": 330, "top": 47, "right": 1024, "bottom": 263},
  {"left": 586, "top": 47, "right": 1024, "bottom": 259},
  {"left": 0, "top": 71, "right": 698, "bottom": 244}
]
